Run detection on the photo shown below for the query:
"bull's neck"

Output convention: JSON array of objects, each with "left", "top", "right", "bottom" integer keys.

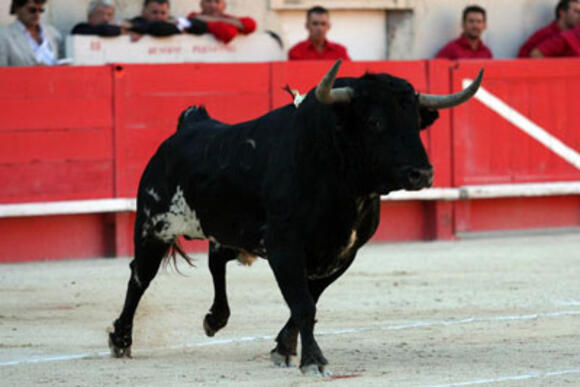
[{"left": 295, "top": 118, "right": 375, "bottom": 199}]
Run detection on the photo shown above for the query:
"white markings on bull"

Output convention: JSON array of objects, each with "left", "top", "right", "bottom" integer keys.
[
  {"left": 462, "top": 79, "right": 580, "bottom": 170},
  {"left": 245, "top": 138, "right": 256, "bottom": 149},
  {"left": 146, "top": 188, "right": 161, "bottom": 202},
  {"left": 147, "top": 186, "right": 205, "bottom": 242},
  {"left": 208, "top": 236, "right": 220, "bottom": 246},
  {"left": 133, "top": 271, "right": 142, "bottom": 287}
]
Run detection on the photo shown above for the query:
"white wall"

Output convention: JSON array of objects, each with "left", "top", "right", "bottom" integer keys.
[{"left": 0, "top": 0, "right": 560, "bottom": 60}]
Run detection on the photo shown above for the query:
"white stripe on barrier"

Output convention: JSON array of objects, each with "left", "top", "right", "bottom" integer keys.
[
  {"left": 462, "top": 79, "right": 580, "bottom": 170},
  {"left": 383, "top": 181, "right": 580, "bottom": 201},
  {"left": 0, "top": 181, "right": 579, "bottom": 218},
  {"left": 0, "top": 198, "right": 136, "bottom": 218}
]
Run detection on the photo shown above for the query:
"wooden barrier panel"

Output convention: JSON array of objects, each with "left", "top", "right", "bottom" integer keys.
[
  {"left": 451, "top": 60, "right": 580, "bottom": 233},
  {"left": 0, "top": 66, "right": 115, "bottom": 204},
  {"left": 452, "top": 60, "right": 580, "bottom": 185}
]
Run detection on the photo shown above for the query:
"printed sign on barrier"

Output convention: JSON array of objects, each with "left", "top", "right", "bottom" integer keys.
[{"left": 66, "top": 33, "right": 285, "bottom": 65}]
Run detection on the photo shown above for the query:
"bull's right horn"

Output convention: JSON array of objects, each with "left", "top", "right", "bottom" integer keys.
[
  {"left": 315, "top": 59, "right": 354, "bottom": 104},
  {"left": 418, "top": 69, "right": 484, "bottom": 109}
]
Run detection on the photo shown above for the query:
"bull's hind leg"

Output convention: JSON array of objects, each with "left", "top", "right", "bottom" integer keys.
[
  {"left": 203, "top": 242, "right": 237, "bottom": 337},
  {"left": 108, "top": 237, "right": 169, "bottom": 358}
]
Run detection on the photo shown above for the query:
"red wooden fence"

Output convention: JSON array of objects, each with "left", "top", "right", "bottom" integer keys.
[{"left": 0, "top": 59, "right": 578, "bottom": 262}]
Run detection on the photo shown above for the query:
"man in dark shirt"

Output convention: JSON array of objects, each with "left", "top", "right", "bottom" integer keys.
[
  {"left": 128, "top": 0, "right": 182, "bottom": 39},
  {"left": 288, "top": 6, "right": 350, "bottom": 60},
  {"left": 435, "top": 5, "right": 493, "bottom": 60},
  {"left": 71, "top": 0, "right": 122, "bottom": 37},
  {"left": 518, "top": 0, "right": 580, "bottom": 58}
]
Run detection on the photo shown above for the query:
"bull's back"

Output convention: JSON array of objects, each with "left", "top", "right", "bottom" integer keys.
[{"left": 138, "top": 106, "right": 297, "bottom": 250}]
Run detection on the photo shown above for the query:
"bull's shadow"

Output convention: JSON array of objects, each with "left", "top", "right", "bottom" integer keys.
[{"left": 108, "top": 59, "right": 483, "bottom": 376}]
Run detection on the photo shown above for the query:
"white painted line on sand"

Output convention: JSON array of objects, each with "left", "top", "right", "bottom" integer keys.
[
  {"left": 0, "top": 352, "right": 110, "bottom": 367},
  {"left": 1, "top": 310, "right": 578, "bottom": 367},
  {"left": 463, "top": 79, "right": 580, "bottom": 170},
  {"left": 555, "top": 300, "right": 580, "bottom": 306},
  {"left": 427, "top": 368, "right": 580, "bottom": 387}
]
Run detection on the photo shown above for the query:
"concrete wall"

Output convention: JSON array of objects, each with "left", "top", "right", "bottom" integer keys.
[{"left": 0, "top": 0, "right": 559, "bottom": 59}]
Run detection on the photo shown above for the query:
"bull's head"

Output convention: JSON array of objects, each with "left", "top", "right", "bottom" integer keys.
[{"left": 313, "top": 59, "right": 483, "bottom": 193}]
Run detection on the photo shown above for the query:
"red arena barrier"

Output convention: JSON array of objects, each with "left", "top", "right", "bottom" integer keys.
[{"left": 0, "top": 60, "right": 578, "bottom": 262}]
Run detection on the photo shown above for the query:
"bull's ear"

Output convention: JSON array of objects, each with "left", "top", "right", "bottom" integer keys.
[{"left": 419, "top": 107, "right": 439, "bottom": 130}]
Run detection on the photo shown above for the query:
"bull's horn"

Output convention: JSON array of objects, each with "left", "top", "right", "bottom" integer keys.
[
  {"left": 418, "top": 69, "right": 484, "bottom": 109},
  {"left": 315, "top": 59, "right": 354, "bottom": 104}
]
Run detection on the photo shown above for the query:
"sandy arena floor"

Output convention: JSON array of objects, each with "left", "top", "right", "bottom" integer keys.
[{"left": 1, "top": 232, "right": 579, "bottom": 386}]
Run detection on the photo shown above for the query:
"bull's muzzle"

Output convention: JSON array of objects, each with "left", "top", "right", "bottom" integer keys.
[{"left": 404, "top": 166, "right": 433, "bottom": 190}]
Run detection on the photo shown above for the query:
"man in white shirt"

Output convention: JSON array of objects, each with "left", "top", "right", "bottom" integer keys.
[{"left": 0, "top": 0, "right": 62, "bottom": 66}]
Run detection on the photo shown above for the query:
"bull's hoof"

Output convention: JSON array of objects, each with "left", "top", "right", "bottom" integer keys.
[
  {"left": 203, "top": 312, "right": 228, "bottom": 337},
  {"left": 300, "top": 364, "right": 332, "bottom": 377},
  {"left": 270, "top": 349, "right": 298, "bottom": 367},
  {"left": 203, "top": 316, "right": 216, "bottom": 337},
  {"left": 108, "top": 335, "right": 132, "bottom": 358},
  {"left": 107, "top": 324, "right": 133, "bottom": 358}
]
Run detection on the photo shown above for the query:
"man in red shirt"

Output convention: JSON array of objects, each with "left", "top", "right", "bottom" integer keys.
[
  {"left": 187, "top": 0, "right": 256, "bottom": 44},
  {"left": 435, "top": 5, "right": 492, "bottom": 60},
  {"left": 288, "top": 6, "right": 350, "bottom": 61},
  {"left": 531, "top": 25, "right": 580, "bottom": 57},
  {"left": 518, "top": 0, "right": 580, "bottom": 58}
]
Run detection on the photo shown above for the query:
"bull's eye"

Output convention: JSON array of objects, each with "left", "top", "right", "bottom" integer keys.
[{"left": 367, "top": 117, "right": 383, "bottom": 132}]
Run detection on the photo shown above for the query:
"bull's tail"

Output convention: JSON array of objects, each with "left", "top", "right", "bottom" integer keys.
[
  {"left": 163, "top": 239, "right": 196, "bottom": 274},
  {"left": 177, "top": 105, "right": 210, "bottom": 131}
]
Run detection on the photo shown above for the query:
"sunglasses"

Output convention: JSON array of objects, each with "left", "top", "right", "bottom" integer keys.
[{"left": 27, "top": 6, "right": 45, "bottom": 14}]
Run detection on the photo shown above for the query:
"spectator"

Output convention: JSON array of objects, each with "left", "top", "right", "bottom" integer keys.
[
  {"left": 435, "top": 5, "right": 492, "bottom": 60},
  {"left": 71, "top": 0, "right": 122, "bottom": 37},
  {"left": 127, "top": 0, "right": 182, "bottom": 40},
  {"left": 0, "top": 0, "right": 62, "bottom": 66},
  {"left": 530, "top": 25, "right": 580, "bottom": 57},
  {"left": 186, "top": 0, "right": 257, "bottom": 44},
  {"left": 288, "top": 6, "right": 350, "bottom": 61},
  {"left": 518, "top": 0, "right": 580, "bottom": 57}
]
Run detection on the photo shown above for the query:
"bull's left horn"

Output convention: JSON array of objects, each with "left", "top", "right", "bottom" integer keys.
[
  {"left": 418, "top": 69, "right": 484, "bottom": 109},
  {"left": 315, "top": 59, "right": 354, "bottom": 104}
]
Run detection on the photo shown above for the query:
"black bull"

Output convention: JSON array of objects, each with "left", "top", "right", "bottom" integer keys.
[{"left": 108, "top": 60, "right": 483, "bottom": 375}]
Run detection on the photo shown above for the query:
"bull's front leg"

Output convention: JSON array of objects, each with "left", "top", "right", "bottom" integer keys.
[
  {"left": 267, "top": 246, "right": 329, "bottom": 376},
  {"left": 271, "top": 263, "right": 352, "bottom": 369},
  {"left": 271, "top": 318, "right": 299, "bottom": 367},
  {"left": 203, "top": 242, "right": 237, "bottom": 337}
]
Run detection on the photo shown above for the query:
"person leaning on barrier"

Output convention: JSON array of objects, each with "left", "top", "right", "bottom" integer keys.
[
  {"left": 186, "top": 0, "right": 256, "bottom": 44},
  {"left": 435, "top": 5, "right": 492, "bottom": 60},
  {"left": 518, "top": 0, "right": 580, "bottom": 58},
  {"left": 0, "top": 0, "right": 62, "bottom": 66},
  {"left": 126, "top": 0, "right": 184, "bottom": 41},
  {"left": 288, "top": 6, "right": 350, "bottom": 60},
  {"left": 530, "top": 25, "right": 580, "bottom": 57},
  {"left": 71, "top": 0, "right": 122, "bottom": 37}
]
